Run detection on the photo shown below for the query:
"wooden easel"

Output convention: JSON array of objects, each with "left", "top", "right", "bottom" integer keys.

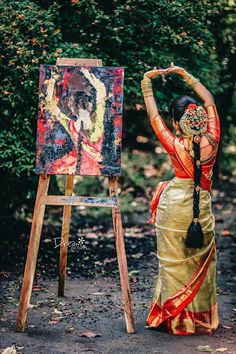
[{"left": 16, "top": 58, "right": 135, "bottom": 334}]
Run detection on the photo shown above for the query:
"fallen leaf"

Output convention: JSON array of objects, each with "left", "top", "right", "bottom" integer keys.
[
  {"left": 196, "top": 345, "right": 213, "bottom": 352},
  {"left": 78, "top": 331, "right": 101, "bottom": 338},
  {"left": 132, "top": 252, "right": 144, "bottom": 259},
  {"left": 63, "top": 310, "right": 73, "bottom": 316},
  {"left": 86, "top": 232, "right": 98, "bottom": 239},
  {"left": 92, "top": 292, "right": 105, "bottom": 296},
  {"left": 222, "top": 209, "right": 231, "bottom": 215},
  {"left": 52, "top": 315, "right": 65, "bottom": 320},
  {"left": 32, "top": 285, "right": 45, "bottom": 291},
  {"left": 2, "top": 346, "right": 17, "bottom": 354},
  {"left": 221, "top": 230, "right": 232, "bottom": 237},
  {"left": 66, "top": 326, "right": 75, "bottom": 333},
  {"left": 43, "top": 238, "right": 51, "bottom": 243},
  {"left": 48, "top": 319, "right": 60, "bottom": 324},
  {"left": 129, "top": 270, "right": 140, "bottom": 277},
  {"left": 28, "top": 303, "right": 36, "bottom": 309},
  {"left": 222, "top": 325, "right": 232, "bottom": 329},
  {"left": 215, "top": 349, "right": 228, "bottom": 352},
  {"left": 53, "top": 308, "right": 62, "bottom": 315}
]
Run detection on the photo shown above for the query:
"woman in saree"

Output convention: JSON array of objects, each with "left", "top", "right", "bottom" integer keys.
[{"left": 141, "top": 64, "right": 221, "bottom": 335}]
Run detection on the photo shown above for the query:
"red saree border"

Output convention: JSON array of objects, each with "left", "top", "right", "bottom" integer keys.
[
  {"left": 147, "top": 303, "right": 219, "bottom": 335},
  {"left": 146, "top": 242, "right": 216, "bottom": 329},
  {"left": 147, "top": 180, "right": 170, "bottom": 225}
]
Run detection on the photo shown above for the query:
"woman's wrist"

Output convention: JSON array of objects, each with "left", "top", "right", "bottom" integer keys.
[
  {"left": 180, "top": 69, "right": 190, "bottom": 80},
  {"left": 141, "top": 76, "right": 153, "bottom": 97},
  {"left": 144, "top": 73, "right": 155, "bottom": 79}
]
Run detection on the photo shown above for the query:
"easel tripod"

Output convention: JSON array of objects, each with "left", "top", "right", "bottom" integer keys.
[{"left": 16, "top": 57, "right": 135, "bottom": 334}]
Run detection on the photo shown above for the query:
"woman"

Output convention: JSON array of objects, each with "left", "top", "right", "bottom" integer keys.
[{"left": 141, "top": 64, "right": 221, "bottom": 335}]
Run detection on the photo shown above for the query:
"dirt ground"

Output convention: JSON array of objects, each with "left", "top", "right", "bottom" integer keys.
[{"left": 0, "top": 186, "right": 236, "bottom": 354}]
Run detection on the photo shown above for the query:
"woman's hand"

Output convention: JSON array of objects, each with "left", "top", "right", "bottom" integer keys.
[
  {"left": 165, "top": 64, "right": 215, "bottom": 106},
  {"left": 164, "top": 65, "right": 188, "bottom": 79},
  {"left": 144, "top": 68, "right": 169, "bottom": 79},
  {"left": 144, "top": 65, "right": 188, "bottom": 79}
]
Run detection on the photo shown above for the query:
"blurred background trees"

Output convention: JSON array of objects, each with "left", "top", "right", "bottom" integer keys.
[{"left": 0, "top": 0, "right": 235, "bottom": 241}]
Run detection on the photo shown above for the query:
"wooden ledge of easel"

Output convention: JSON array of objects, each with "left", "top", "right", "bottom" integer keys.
[{"left": 41, "top": 195, "right": 119, "bottom": 207}]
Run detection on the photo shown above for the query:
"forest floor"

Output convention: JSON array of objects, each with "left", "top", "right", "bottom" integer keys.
[{"left": 0, "top": 183, "right": 236, "bottom": 354}]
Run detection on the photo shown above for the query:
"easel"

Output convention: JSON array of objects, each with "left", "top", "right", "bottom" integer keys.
[{"left": 16, "top": 58, "right": 135, "bottom": 334}]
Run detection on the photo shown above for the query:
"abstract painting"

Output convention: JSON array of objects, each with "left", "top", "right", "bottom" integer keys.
[{"left": 36, "top": 65, "right": 124, "bottom": 176}]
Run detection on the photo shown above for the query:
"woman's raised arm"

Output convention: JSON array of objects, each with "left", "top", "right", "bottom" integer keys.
[
  {"left": 164, "top": 65, "right": 215, "bottom": 106},
  {"left": 141, "top": 69, "right": 175, "bottom": 153},
  {"left": 163, "top": 65, "right": 220, "bottom": 141}
]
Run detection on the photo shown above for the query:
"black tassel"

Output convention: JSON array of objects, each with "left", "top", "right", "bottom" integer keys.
[{"left": 185, "top": 220, "right": 204, "bottom": 249}]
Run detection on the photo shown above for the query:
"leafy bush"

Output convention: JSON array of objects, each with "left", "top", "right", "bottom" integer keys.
[{"left": 0, "top": 0, "right": 234, "bottom": 238}]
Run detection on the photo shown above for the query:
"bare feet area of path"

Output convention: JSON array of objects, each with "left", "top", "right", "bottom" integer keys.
[{"left": 0, "top": 186, "right": 236, "bottom": 354}]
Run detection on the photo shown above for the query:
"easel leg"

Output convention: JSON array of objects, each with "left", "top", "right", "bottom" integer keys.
[
  {"left": 16, "top": 174, "right": 50, "bottom": 332},
  {"left": 109, "top": 177, "right": 135, "bottom": 334},
  {"left": 58, "top": 175, "right": 74, "bottom": 296}
]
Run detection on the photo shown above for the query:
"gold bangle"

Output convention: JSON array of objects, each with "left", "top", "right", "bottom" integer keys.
[
  {"left": 141, "top": 77, "right": 152, "bottom": 85},
  {"left": 184, "top": 74, "right": 192, "bottom": 84},
  {"left": 143, "top": 91, "right": 153, "bottom": 98},
  {"left": 189, "top": 77, "right": 199, "bottom": 87},
  {"left": 142, "top": 75, "right": 151, "bottom": 81},
  {"left": 190, "top": 78, "right": 200, "bottom": 88},
  {"left": 143, "top": 94, "right": 153, "bottom": 98},
  {"left": 184, "top": 74, "right": 200, "bottom": 88},
  {"left": 141, "top": 77, "right": 153, "bottom": 97},
  {"left": 141, "top": 80, "right": 152, "bottom": 88},
  {"left": 141, "top": 86, "right": 153, "bottom": 91},
  {"left": 142, "top": 87, "right": 153, "bottom": 93},
  {"left": 184, "top": 74, "right": 195, "bottom": 83}
]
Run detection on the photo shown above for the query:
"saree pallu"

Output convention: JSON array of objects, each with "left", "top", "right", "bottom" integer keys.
[{"left": 146, "top": 177, "right": 219, "bottom": 335}]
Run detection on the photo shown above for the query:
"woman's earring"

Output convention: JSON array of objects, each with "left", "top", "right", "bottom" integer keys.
[
  {"left": 175, "top": 126, "right": 182, "bottom": 136},
  {"left": 176, "top": 129, "right": 181, "bottom": 137},
  {"left": 174, "top": 121, "right": 182, "bottom": 137}
]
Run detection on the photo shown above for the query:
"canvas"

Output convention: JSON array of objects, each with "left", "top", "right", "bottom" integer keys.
[{"left": 36, "top": 65, "right": 124, "bottom": 176}]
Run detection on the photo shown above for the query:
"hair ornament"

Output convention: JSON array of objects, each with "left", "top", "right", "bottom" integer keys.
[{"left": 179, "top": 103, "right": 207, "bottom": 137}]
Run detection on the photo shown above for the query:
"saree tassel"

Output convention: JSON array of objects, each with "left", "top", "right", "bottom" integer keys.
[{"left": 185, "top": 218, "right": 204, "bottom": 249}]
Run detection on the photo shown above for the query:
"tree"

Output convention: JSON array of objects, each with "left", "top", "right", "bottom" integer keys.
[{"left": 0, "top": 0, "right": 234, "bottom": 238}]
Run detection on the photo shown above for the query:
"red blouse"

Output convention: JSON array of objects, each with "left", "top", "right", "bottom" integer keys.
[
  {"left": 147, "top": 105, "right": 221, "bottom": 225},
  {"left": 150, "top": 105, "right": 221, "bottom": 192}
]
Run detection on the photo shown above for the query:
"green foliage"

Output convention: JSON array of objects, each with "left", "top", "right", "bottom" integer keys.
[
  {"left": 0, "top": 0, "right": 229, "bottom": 176},
  {"left": 0, "top": 0, "right": 235, "bottom": 232},
  {"left": 0, "top": 0, "right": 89, "bottom": 175},
  {"left": 51, "top": 0, "right": 221, "bottom": 105}
]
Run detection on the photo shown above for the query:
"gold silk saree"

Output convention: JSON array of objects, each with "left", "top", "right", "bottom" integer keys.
[{"left": 146, "top": 177, "right": 219, "bottom": 335}]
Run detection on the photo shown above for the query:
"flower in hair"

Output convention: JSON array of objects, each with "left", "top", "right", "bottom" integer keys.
[
  {"left": 187, "top": 103, "right": 198, "bottom": 110},
  {"left": 179, "top": 104, "right": 207, "bottom": 137}
]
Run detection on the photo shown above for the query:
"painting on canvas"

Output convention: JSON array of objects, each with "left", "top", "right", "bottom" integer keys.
[{"left": 36, "top": 65, "right": 124, "bottom": 176}]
